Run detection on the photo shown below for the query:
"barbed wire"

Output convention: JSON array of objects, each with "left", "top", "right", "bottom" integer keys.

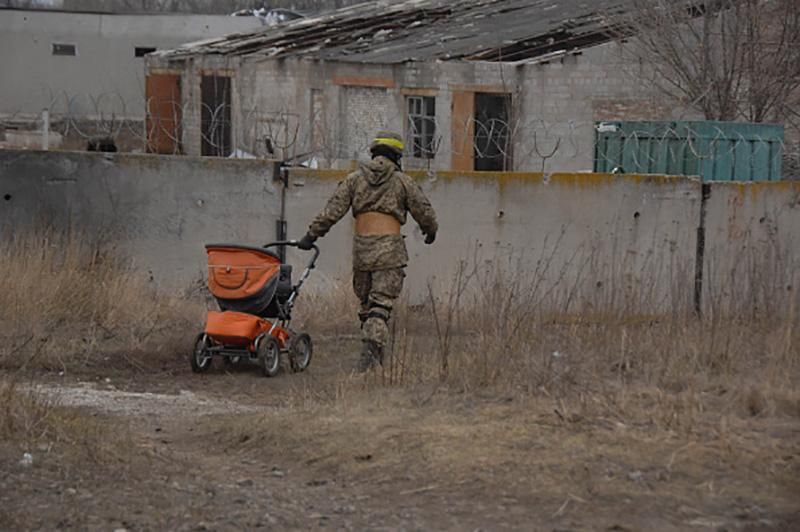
[{"left": 1, "top": 89, "right": 797, "bottom": 180}]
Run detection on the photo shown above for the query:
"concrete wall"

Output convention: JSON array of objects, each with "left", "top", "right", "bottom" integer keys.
[
  {"left": 0, "top": 150, "right": 280, "bottom": 290},
  {"left": 286, "top": 169, "right": 799, "bottom": 313},
  {"left": 0, "top": 9, "right": 262, "bottom": 119},
  {"left": 3, "top": 149, "right": 797, "bottom": 314},
  {"left": 284, "top": 169, "right": 702, "bottom": 311},
  {"left": 702, "top": 181, "right": 800, "bottom": 315}
]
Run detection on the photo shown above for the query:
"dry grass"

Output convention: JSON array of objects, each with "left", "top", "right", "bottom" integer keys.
[
  {"left": 208, "top": 263, "right": 800, "bottom": 522},
  {"left": 293, "top": 277, "right": 360, "bottom": 335},
  {"left": 207, "top": 388, "right": 799, "bottom": 526},
  {"left": 0, "top": 227, "right": 796, "bottom": 528},
  {"left": 3, "top": 226, "right": 795, "bottom": 426},
  {"left": 0, "top": 228, "right": 202, "bottom": 371},
  {"left": 271, "top": 245, "right": 800, "bottom": 445},
  {"left": 0, "top": 378, "right": 131, "bottom": 464}
]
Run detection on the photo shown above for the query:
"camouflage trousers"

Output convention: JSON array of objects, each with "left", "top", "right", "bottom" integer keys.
[{"left": 352, "top": 267, "right": 405, "bottom": 349}]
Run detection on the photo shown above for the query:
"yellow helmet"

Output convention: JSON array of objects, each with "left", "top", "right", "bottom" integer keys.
[{"left": 370, "top": 131, "right": 404, "bottom": 155}]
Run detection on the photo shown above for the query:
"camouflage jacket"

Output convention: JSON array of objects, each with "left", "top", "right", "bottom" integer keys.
[{"left": 308, "top": 156, "right": 438, "bottom": 271}]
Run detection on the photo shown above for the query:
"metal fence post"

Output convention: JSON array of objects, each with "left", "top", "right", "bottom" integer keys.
[{"left": 42, "top": 109, "right": 50, "bottom": 151}]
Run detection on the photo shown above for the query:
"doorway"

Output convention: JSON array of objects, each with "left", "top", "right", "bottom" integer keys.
[
  {"left": 451, "top": 91, "right": 512, "bottom": 171},
  {"left": 201, "top": 75, "right": 232, "bottom": 157},
  {"left": 474, "top": 92, "right": 512, "bottom": 171}
]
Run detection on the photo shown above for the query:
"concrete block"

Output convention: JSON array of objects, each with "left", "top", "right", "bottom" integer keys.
[{"left": 702, "top": 181, "right": 800, "bottom": 314}]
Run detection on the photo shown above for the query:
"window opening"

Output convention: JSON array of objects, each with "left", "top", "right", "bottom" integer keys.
[
  {"left": 406, "top": 96, "right": 436, "bottom": 159},
  {"left": 201, "top": 76, "right": 232, "bottom": 157},
  {"left": 474, "top": 93, "right": 512, "bottom": 171},
  {"left": 135, "top": 47, "right": 157, "bottom": 57}
]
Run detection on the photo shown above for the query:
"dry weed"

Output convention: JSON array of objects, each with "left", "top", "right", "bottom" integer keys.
[
  {"left": 0, "top": 378, "right": 131, "bottom": 465},
  {"left": 206, "top": 388, "right": 799, "bottom": 520},
  {"left": 293, "top": 277, "right": 360, "bottom": 335},
  {"left": 290, "top": 246, "right": 799, "bottom": 433},
  {"left": 0, "top": 228, "right": 202, "bottom": 370}
]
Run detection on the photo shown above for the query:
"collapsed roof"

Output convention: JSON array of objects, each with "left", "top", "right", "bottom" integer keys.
[{"left": 153, "top": 0, "right": 635, "bottom": 64}]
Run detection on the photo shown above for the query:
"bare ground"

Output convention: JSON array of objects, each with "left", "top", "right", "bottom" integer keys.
[{"left": 1, "top": 335, "right": 799, "bottom": 532}]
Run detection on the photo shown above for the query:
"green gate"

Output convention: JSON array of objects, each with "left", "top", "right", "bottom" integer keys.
[{"left": 594, "top": 120, "right": 784, "bottom": 181}]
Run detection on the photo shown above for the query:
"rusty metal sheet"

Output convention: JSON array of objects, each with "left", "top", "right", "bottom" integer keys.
[
  {"left": 145, "top": 74, "right": 182, "bottom": 155},
  {"left": 451, "top": 91, "right": 475, "bottom": 172}
]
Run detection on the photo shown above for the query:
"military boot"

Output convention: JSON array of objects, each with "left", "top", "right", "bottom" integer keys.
[{"left": 357, "top": 340, "right": 383, "bottom": 373}]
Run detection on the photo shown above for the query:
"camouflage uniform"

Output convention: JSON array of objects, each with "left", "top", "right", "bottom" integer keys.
[{"left": 307, "top": 155, "right": 438, "bottom": 357}]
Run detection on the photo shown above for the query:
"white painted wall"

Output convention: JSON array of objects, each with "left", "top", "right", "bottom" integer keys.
[{"left": 0, "top": 9, "right": 262, "bottom": 119}]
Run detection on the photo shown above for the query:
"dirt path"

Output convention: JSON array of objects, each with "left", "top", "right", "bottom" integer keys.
[
  {"left": 3, "top": 349, "right": 799, "bottom": 531},
  {"left": 4, "top": 375, "right": 387, "bottom": 531},
  {"left": 31, "top": 382, "right": 261, "bottom": 416},
  {"left": 9, "top": 376, "right": 528, "bottom": 531}
]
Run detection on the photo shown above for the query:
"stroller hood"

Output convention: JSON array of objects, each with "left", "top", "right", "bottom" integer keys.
[{"left": 206, "top": 244, "right": 281, "bottom": 315}]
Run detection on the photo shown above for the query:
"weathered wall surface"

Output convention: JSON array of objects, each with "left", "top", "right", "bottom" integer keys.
[
  {"left": 286, "top": 169, "right": 799, "bottom": 311},
  {"left": 0, "top": 150, "right": 279, "bottom": 290},
  {"left": 3, "top": 150, "right": 797, "bottom": 314},
  {"left": 155, "top": 42, "right": 694, "bottom": 172},
  {"left": 702, "top": 181, "right": 800, "bottom": 314},
  {"left": 0, "top": 9, "right": 262, "bottom": 119},
  {"left": 285, "top": 169, "right": 702, "bottom": 310},
  {"left": 517, "top": 43, "right": 704, "bottom": 174}
]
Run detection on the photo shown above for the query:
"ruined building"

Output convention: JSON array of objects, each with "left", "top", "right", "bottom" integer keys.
[{"left": 144, "top": 0, "right": 707, "bottom": 172}]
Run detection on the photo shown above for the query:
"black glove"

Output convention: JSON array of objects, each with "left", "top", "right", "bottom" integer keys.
[
  {"left": 424, "top": 231, "right": 436, "bottom": 245},
  {"left": 297, "top": 232, "right": 317, "bottom": 250}
]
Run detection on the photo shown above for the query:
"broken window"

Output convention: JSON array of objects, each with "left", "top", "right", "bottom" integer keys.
[
  {"left": 406, "top": 96, "right": 436, "bottom": 159},
  {"left": 52, "top": 43, "right": 76, "bottom": 56},
  {"left": 201, "top": 76, "right": 232, "bottom": 157},
  {"left": 474, "top": 93, "right": 512, "bottom": 171},
  {"left": 135, "top": 47, "right": 156, "bottom": 57}
]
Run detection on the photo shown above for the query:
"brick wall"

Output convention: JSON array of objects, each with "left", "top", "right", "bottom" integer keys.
[
  {"left": 513, "top": 42, "right": 707, "bottom": 172},
  {"left": 592, "top": 99, "right": 679, "bottom": 122},
  {"left": 340, "top": 86, "right": 390, "bottom": 161},
  {"left": 162, "top": 41, "right": 797, "bottom": 176}
]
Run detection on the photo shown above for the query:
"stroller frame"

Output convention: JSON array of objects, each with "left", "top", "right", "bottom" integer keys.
[{"left": 191, "top": 241, "right": 320, "bottom": 377}]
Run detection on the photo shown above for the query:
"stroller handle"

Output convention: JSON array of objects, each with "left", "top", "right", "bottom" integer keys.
[{"left": 263, "top": 241, "right": 320, "bottom": 268}]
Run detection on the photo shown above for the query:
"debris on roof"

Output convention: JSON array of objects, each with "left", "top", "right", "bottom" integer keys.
[
  {"left": 231, "top": 7, "right": 305, "bottom": 27},
  {"left": 153, "top": 0, "right": 634, "bottom": 64}
]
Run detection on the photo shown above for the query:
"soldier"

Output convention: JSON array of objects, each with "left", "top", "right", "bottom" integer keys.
[{"left": 297, "top": 131, "right": 438, "bottom": 372}]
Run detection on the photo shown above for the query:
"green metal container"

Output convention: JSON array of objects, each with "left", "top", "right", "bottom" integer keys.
[{"left": 594, "top": 120, "right": 784, "bottom": 181}]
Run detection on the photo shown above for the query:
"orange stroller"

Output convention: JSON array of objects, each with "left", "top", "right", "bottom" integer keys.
[{"left": 191, "top": 241, "right": 319, "bottom": 377}]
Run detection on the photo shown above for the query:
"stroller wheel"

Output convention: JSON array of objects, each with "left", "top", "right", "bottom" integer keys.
[
  {"left": 257, "top": 336, "right": 281, "bottom": 378},
  {"left": 190, "top": 334, "right": 213, "bottom": 373},
  {"left": 289, "top": 333, "right": 313, "bottom": 372}
]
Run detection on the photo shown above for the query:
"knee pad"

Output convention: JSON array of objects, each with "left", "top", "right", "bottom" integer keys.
[{"left": 367, "top": 305, "right": 390, "bottom": 322}]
